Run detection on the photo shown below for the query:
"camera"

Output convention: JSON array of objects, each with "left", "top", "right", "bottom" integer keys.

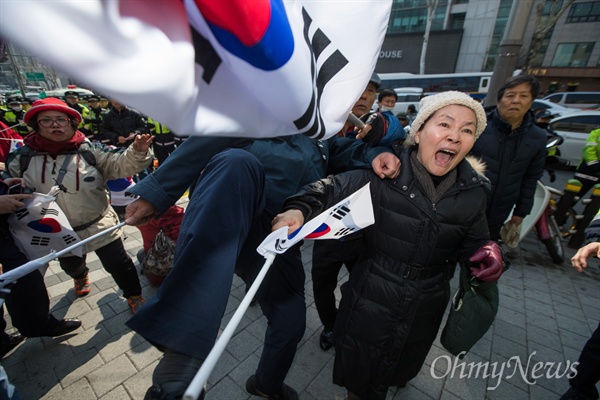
[{"left": 8, "top": 184, "right": 34, "bottom": 195}]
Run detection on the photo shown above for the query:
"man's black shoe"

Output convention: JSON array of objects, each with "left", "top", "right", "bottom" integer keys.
[
  {"left": 319, "top": 329, "right": 333, "bottom": 351},
  {"left": 42, "top": 318, "right": 81, "bottom": 337},
  {"left": 0, "top": 333, "right": 24, "bottom": 359},
  {"left": 246, "top": 375, "right": 298, "bottom": 400}
]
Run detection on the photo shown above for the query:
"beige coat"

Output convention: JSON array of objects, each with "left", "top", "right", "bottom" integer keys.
[{"left": 7, "top": 139, "right": 152, "bottom": 253}]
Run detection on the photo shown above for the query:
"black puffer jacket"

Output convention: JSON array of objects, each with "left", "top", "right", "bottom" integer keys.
[
  {"left": 100, "top": 106, "right": 148, "bottom": 148},
  {"left": 284, "top": 147, "right": 490, "bottom": 399},
  {"left": 470, "top": 107, "right": 546, "bottom": 226}
]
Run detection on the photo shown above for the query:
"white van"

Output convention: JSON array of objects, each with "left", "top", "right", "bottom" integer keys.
[
  {"left": 542, "top": 92, "right": 600, "bottom": 110},
  {"left": 370, "top": 87, "right": 423, "bottom": 115}
]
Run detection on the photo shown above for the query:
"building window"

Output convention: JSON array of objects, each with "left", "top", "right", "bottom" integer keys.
[
  {"left": 387, "top": 0, "right": 449, "bottom": 34},
  {"left": 541, "top": 0, "right": 564, "bottom": 15},
  {"left": 551, "top": 43, "right": 594, "bottom": 67},
  {"left": 449, "top": 12, "right": 466, "bottom": 30},
  {"left": 566, "top": 1, "right": 600, "bottom": 22},
  {"left": 484, "top": 0, "right": 513, "bottom": 71}
]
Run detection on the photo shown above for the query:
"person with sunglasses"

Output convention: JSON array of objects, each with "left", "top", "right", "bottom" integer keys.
[{"left": 4, "top": 98, "right": 153, "bottom": 314}]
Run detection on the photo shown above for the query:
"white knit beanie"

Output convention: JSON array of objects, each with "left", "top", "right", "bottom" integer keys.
[{"left": 409, "top": 91, "right": 487, "bottom": 138}]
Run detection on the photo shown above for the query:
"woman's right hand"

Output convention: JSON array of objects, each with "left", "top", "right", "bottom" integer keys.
[
  {"left": 125, "top": 198, "right": 156, "bottom": 226},
  {"left": 272, "top": 209, "right": 304, "bottom": 235}
]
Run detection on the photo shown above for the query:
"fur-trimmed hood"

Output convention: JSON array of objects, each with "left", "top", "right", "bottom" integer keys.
[
  {"left": 465, "top": 155, "right": 486, "bottom": 177},
  {"left": 464, "top": 154, "right": 491, "bottom": 195}
]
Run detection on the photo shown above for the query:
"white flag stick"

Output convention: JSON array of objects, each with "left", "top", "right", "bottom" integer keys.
[
  {"left": 0, "top": 222, "right": 126, "bottom": 288},
  {"left": 184, "top": 252, "right": 277, "bottom": 400}
]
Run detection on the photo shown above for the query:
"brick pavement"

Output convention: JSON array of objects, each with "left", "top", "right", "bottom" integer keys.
[{"left": 2, "top": 194, "right": 600, "bottom": 400}]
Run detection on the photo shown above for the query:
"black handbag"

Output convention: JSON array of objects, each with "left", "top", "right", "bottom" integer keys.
[{"left": 440, "top": 264, "right": 499, "bottom": 358}]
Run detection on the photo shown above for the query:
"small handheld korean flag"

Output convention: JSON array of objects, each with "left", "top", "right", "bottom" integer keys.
[
  {"left": 257, "top": 182, "right": 374, "bottom": 256},
  {"left": 8, "top": 188, "right": 82, "bottom": 260},
  {"left": 8, "top": 138, "right": 23, "bottom": 154},
  {"left": 185, "top": 183, "right": 375, "bottom": 400}
]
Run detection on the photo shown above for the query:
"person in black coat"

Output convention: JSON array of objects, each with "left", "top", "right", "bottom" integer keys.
[
  {"left": 100, "top": 99, "right": 148, "bottom": 148},
  {"left": 563, "top": 211, "right": 600, "bottom": 400},
  {"left": 273, "top": 91, "right": 507, "bottom": 400},
  {"left": 472, "top": 75, "right": 547, "bottom": 241}
]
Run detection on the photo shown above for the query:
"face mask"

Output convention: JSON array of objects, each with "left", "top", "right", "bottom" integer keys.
[
  {"left": 10, "top": 105, "right": 22, "bottom": 112},
  {"left": 380, "top": 105, "right": 394, "bottom": 112}
]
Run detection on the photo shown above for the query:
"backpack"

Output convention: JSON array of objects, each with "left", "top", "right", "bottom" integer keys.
[{"left": 17, "top": 142, "right": 97, "bottom": 176}]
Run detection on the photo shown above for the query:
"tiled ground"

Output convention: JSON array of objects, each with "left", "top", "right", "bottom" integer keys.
[{"left": 2, "top": 190, "right": 600, "bottom": 400}]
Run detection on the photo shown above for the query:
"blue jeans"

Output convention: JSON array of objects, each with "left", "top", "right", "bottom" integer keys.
[{"left": 127, "top": 149, "right": 306, "bottom": 393}]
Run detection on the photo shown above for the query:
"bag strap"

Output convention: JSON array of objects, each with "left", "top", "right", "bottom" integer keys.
[
  {"left": 54, "top": 153, "right": 74, "bottom": 190},
  {"left": 18, "top": 142, "right": 97, "bottom": 176}
]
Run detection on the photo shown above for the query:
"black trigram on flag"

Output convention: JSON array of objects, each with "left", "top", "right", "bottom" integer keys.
[
  {"left": 31, "top": 236, "right": 50, "bottom": 246},
  {"left": 330, "top": 205, "right": 350, "bottom": 220},
  {"left": 334, "top": 227, "right": 355, "bottom": 237},
  {"left": 15, "top": 209, "right": 29, "bottom": 221},
  {"left": 62, "top": 235, "right": 78, "bottom": 245},
  {"left": 41, "top": 208, "right": 59, "bottom": 216},
  {"left": 293, "top": 7, "right": 349, "bottom": 139}
]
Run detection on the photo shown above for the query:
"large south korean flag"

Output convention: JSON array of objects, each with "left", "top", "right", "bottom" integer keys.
[{"left": 0, "top": 1, "right": 391, "bottom": 139}]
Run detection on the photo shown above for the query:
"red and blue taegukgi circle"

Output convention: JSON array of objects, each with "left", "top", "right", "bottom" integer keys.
[
  {"left": 27, "top": 218, "right": 62, "bottom": 233},
  {"left": 194, "top": 0, "right": 294, "bottom": 71},
  {"left": 289, "top": 223, "right": 331, "bottom": 240}
]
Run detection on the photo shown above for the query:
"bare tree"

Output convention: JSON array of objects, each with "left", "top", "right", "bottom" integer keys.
[
  {"left": 419, "top": 0, "right": 438, "bottom": 75},
  {"left": 523, "top": 0, "right": 576, "bottom": 71}
]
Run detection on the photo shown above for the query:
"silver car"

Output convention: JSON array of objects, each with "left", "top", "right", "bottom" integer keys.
[{"left": 550, "top": 111, "right": 600, "bottom": 165}]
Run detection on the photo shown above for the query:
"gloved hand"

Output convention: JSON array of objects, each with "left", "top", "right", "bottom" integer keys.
[
  {"left": 500, "top": 219, "right": 521, "bottom": 248},
  {"left": 468, "top": 241, "right": 506, "bottom": 282},
  {"left": 357, "top": 112, "right": 386, "bottom": 143}
]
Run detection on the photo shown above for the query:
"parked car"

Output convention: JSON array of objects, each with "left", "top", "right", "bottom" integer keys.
[
  {"left": 543, "top": 92, "right": 600, "bottom": 110},
  {"left": 42, "top": 86, "right": 95, "bottom": 99},
  {"left": 531, "top": 99, "right": 574, "bottom": 118},
  {"left": 550, "top": 110, "right": 600, "bottom": 164}
]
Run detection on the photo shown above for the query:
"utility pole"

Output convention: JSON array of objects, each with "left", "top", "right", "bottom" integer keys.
[
  {"left": 484, "top": 0, "right": 535, "bottom": 107},
  {"left": 6, "top": 43, "right": 27, "bottom": 98}
]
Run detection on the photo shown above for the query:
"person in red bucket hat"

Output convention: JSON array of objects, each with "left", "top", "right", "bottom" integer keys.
[
  {"left": 5, "top": 97, "right": 154, "bottom": 314},
  {"left": 23, "top": 97, "right": 83, "bottom": 126}
]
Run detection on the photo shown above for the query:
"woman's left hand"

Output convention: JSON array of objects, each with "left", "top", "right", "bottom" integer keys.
[
  {"left": 468, "top": 241, "right": 506, "bottom": 282},
  {"left": 132, "top": 134, "right": 154, "bottom": 152}
]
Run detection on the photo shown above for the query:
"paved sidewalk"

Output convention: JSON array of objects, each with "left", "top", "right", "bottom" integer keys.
[{"left": 2, "top": 194, "right": 600, "bottom": 400}]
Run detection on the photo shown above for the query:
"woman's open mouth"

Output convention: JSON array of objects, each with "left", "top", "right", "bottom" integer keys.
[{"left": 435, "top": 149, "right": 456, "bottom": 167}]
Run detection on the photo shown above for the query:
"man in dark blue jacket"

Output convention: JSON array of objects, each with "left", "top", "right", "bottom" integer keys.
[
  {"left": 124, "top": 134, "right": 398, "bottom": 400},
  {"left": 471, "top": 75, "right": 547, "bottom": 241}
]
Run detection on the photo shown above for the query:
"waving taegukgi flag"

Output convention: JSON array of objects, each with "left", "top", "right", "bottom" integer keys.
[
  {"left": 7, "top": 189, "right": 83, "bottom": 261},
  {"left": 257, "top": 182, "right": 374, "bottom": 256},
  {"left": 0, "top": 1, "right": 391, "bottom": 139}
]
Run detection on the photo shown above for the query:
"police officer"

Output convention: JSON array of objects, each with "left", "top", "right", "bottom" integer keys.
[
  {"left": 0, "top": 96, "right": 30, "bottom": 137},
  {"left": 147, "top": 117, "right": 176, "bottom": 166},
  {"left": 63, "top": 91, "right": 90, "bottom": 133},
  {"left": 84, "top": 95, "right": 110, "bottom": 143}
]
